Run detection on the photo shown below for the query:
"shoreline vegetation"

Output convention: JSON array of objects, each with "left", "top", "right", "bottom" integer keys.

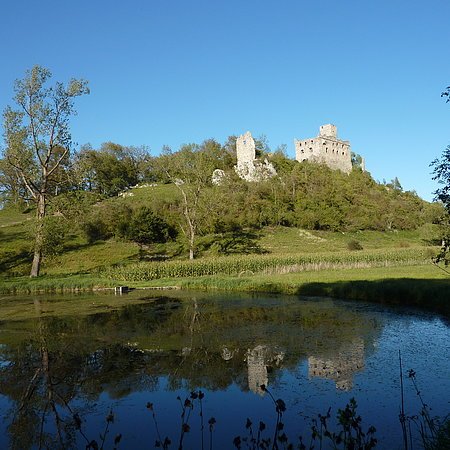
[{"left": 1, "top": 259, "right": 449, "bottom": 316}]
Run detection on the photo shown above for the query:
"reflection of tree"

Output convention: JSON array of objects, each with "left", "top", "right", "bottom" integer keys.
[
  {"left": 0, "top": 299, "right": 178, "bottom": 449},
  {"left": 0, "top": 294, "right": 382, "bottom": 447},
  {"left": 2, "top": 299, "right": 79, "bottom": 449}
]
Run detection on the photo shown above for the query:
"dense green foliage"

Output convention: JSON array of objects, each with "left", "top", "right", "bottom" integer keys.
[
  {"left": 429, "top": 86, "right": 450, "bottom": 265},
  {"left": 74, "top": 142, "right": 153, "bottom": 196},
  {"left": 118, "top": 206, "right": 177, "bottom": 246}
]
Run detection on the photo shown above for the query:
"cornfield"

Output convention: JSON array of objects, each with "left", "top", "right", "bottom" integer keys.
[{"left": 102, "top": 248, "right": 431, "bottom": 282}]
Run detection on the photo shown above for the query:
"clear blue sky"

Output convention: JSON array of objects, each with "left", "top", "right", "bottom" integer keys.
[{"left": 1, "top": 0, "right": 449, "bottom": 200}]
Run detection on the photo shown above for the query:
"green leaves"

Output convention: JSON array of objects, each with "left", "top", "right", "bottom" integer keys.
[
  {"left": 67, "top": 78, "right": 90, "bottom": 97},
  {"left": 120, "top": 207, "right": 176, "bottom": 246}
]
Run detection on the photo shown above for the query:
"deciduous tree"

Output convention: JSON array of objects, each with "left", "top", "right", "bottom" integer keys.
[
  {"left": 157, "top": 140, "right": 224, "bottom": 259},
  {"left": 2, "top": 66, "right": 89, "bottom": 276},
  {"left": 431, "top": 145, "right": 450, "bottom": 265}
]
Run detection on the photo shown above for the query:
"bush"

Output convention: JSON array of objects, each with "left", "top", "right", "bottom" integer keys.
[
  {"left": 81, "top": 204, "right": 132, "bottom": 243},
  {"left": 82, "top": 219, "right": 111, "bottom": 244},
  {"left": 119, "top": 207, "right": 176, "bottom": 246},
  {"left": 40, "top": 216, "right": 68, "bottom": 256},
  {"left": 347, "top": 239, "right": 363, "bottom": 251}
]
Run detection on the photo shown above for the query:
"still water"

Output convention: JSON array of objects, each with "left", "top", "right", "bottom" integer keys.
[{"left": 0, "top": 290, "right": 448, "bottom": 449}]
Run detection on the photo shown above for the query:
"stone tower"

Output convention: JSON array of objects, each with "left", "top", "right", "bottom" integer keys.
[
  {"left": 294, "top": 124, "right": 352, "bottom": 174},
  {"left": 319, "top": 124, "right": 337, "bottom": 138},
  {"left": 236, "top": 131, "right": 256, "bottom": 162},
  {"left": 235, "top": 131, "right": 277, "bottom": 182}
]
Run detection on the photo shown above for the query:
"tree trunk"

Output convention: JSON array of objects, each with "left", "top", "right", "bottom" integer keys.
[
  {"left": 188, "top": 221, "right": 195, "bottom": 260},
  {"left": 30, "top": 193, "right": 46, "bottom": 277}
]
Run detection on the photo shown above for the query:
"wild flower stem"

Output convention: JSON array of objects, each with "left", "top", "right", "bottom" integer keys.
[
  {"left": 399, "top": 350, "right": 408, "bottom": 450},
  {"left": 199, "top": 393, "right": 204, "bottom": 450}
]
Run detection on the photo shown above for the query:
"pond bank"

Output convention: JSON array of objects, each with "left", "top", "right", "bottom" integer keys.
[
  {"left": 163, "top": 265, "right": 450, "bottom": 316},
  {"left": 0, "top": 264, "right": 448, "bottom": 316}
]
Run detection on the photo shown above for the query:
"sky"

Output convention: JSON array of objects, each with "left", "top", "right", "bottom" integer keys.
[{"left": 1, "top": 0, "right": 449, "bottom": 201}]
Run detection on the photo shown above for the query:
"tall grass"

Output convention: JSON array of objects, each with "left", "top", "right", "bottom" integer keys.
[
  {"left": 0, "top": 274, "right": 114, "bottom": 294},
  {"left": 103, "top": 248, "right": 430, "bottom": 282}
]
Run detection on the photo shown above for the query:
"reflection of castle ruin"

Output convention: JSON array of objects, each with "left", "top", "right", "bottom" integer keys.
[
  {"left": 246, "top": 345, "right": 284, "bottom": 395},
  {"left": 295, "top": 124, "right": 354, "bottom": 174},
  {"left": 221, "top": 345, "right": 284, "bottom": 395},
  {"left": 247, "top": 345, "right": 268, "bottom": 395},
  {"left": 308, "top": 338, "right": 365, "bottom": 391}
]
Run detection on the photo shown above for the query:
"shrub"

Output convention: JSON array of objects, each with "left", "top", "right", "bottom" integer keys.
[
  {"left": 82, "top": 219, "right": 111, "bottom": 244},
  {"left": 119, "top": 207, "right": 177, "bottom": 246},
  {"left": 81, "top": 204, "right": 132, "bottom": 243},
  {"left": 347, "top": 240, "right": 363, "bottom": 251},
  {"left": 40, "top": 216, "right": 68, "bottom": 256}
]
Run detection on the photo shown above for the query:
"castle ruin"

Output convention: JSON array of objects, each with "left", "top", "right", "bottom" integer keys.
[
  {"left": 235, "top": 131, "right": 277, "bottom": 182},
  {"left": 294, "top": 124, "right": 353, "bottom": 174}
]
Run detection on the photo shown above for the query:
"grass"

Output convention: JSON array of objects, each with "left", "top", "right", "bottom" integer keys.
[
  {"left": 0, "top": 207, "right": 33, "bottom": 276},
  {"left": 43, "top": 240, "right": 141, "bottom": 275},
  {"left": 258, "top": 226, "right": 439, "bottom": 254},
  {"left": 131, "top": 264, "right": 450, "bottom": 315},
  {"left": 0, "top": 274, "right": 114, "bottom": 294},
  {"left": 0, "top": 206, "right": 32, "bottom": 227}
]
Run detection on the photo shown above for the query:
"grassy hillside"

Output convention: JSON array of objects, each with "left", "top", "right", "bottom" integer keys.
[{"left": 0, "top": 183, "right": 442, "bottom": 278}]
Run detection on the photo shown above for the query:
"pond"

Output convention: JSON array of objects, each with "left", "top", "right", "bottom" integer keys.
[{"left": 0, "top": 290, "right": 448, "bottom": 449}]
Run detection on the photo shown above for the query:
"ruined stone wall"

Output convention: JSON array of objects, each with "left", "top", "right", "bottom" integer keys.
[
  {"left": 236, "top": 131, "right": 256, "bottom": 162},
  {"left": 295, "top": 124, "right": 352, "bottom": 174},
  {"left": 235, "top": 131, "right": 277, "bottom": 182}
]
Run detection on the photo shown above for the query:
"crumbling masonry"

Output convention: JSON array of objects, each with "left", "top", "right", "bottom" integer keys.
[
  {"left": 235, "top": 131, "right": 277, "bottom": 182},
  {"left": 232, "top": 125, "right": 361, "bottom": 183},
  {"left": 294, "top": 124, "right": 353, "bottom": 173}
]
